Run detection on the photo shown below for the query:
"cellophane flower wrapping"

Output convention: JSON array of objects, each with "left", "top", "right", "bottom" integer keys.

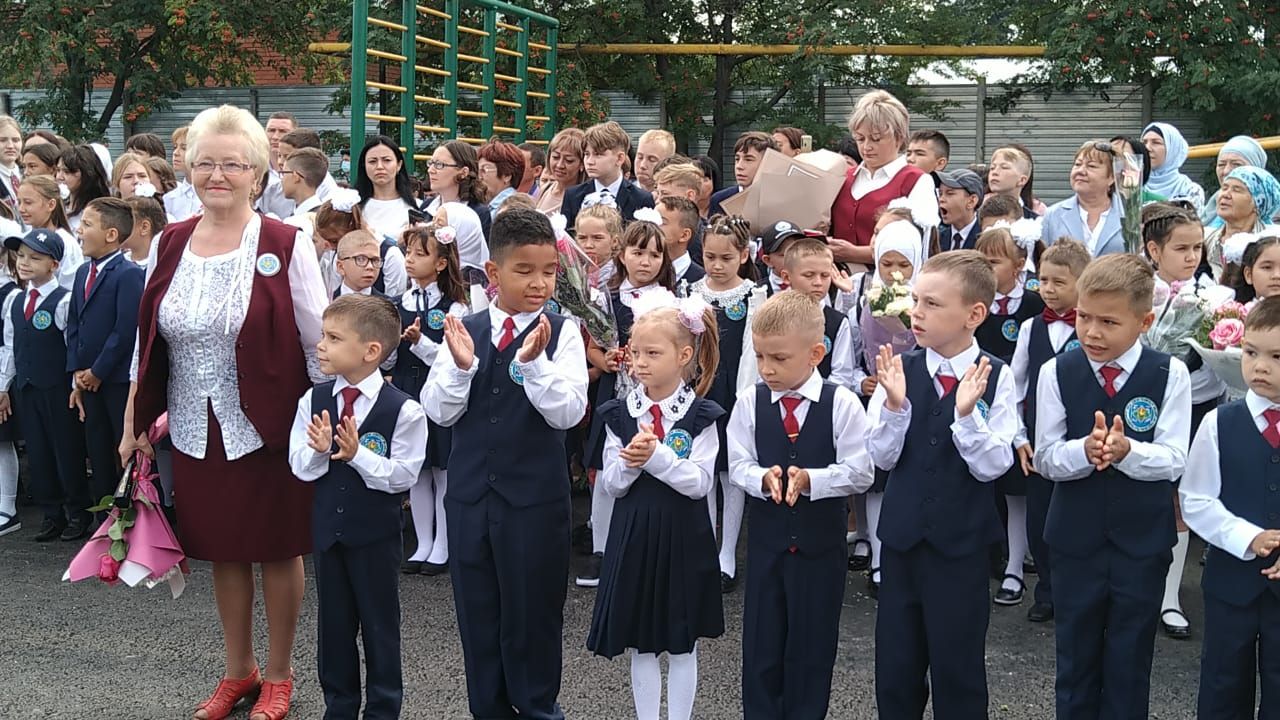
[
  {"left": 554, "top": 234, "right": 617, "bottom": 349},
  {"left": 1144, "top": 278, "right": 1234, "bottom": 359},
  {"left": 860, "top": 273, "right": 917, "bottom": 371},
  {"left": 1116, "top": 151, "right": 1146, "bottom": 255}
]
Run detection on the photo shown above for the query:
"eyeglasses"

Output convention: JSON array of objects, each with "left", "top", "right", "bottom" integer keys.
[
  {"left": 425, "top": 160, "right": 461, "bottom": 170},
  {"left": 1090, "top": 141, "right": 1117, "bottom": 155},
  {"left": 191, "top": 160, "right": 255, "bottom": 176},
  {"left": 278, "top": 169, "right": 297, "bottom": 177},
  {"left": 339, "top": 255, "right": 384, "bottom": 268}
]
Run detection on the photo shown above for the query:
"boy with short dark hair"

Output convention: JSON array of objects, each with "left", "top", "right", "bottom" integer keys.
[
  {"left": 1034, "top": 252, "right": 1190, "bottom": 719},
  {"left": 710, "top": 131, "right": 778, "bottom": 216},
  {"left": 562, "top": 121, "right": 654, "bottom": 228},
  {"left": 422, "top": 207, "right": 589, "bottom": 719},
  {"left": 867, "top": 250, "right": 1018, "bottom": 718},
  {"left": 657, "top": 195, "right": 705, "bottom": 288},
  {"left": 978, "top": 193, "right": 1023, "bottom": 230},
  {"left": 289, "top": 293, "right": 427, "bottom": 719},
  {"left": 516, "top": 142, "right": 545, "bottom": 196},
  {"left": 283, "top": 147, "right": 328, "bottom": 220},
  {"left": 68, "top": 197, "right": 145, "bottom": 509},
  {"left": 782, "top": 239, "right": 855, "bottom": 389},
  {"left": 727, "top": 290, "right": 873, "bottom": 720},
  {"left": 907, "top": 129, "right": 950, "bottom": 173}
]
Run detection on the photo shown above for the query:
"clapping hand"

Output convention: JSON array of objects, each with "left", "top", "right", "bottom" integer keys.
[
  {"left": 402, "top": 317, "right": 422, "bottom": 344},
  {"left": 306, "top": 410, "right": 334, "bottom": 454},
  {"left": 762, "top": 465, "right": 784, "bottom": 504},
  {"left": 443, "top": 314, "right": 475, "bottom": 369},
  {"left": 876, "top": 345, "right": 906, "bottom": 412},
  {"left": 332, "top": 415, "right": 360, "bottom": 462},
  {"left": 1084, "top": 411, "right": 1110, "bottom": 470},
  {"left": 954, "top": 356, "right": 992, "bottom": 418},
  {"left": 518, "top": 315, "right": 552, "bottom": 364},
  {"left": 1101, "top": 416, "right": 1131, "bottom": 466},
  {"left": 831, "top": 264, "right": 854, "bottom": 294},
  {"left": 785, "top": 467, "right": 810, "bottom": 506},
  {"left": 619, "top": 423, "right": 659, "bottom": 468}
]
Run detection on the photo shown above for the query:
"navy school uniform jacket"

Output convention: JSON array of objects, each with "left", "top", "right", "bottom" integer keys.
[
  {"left": 67, "top": 254, "right": 145, "bottom": 383},
  {"left": 562, "top": 178, "right": 655, "bottom": 229},
  {"left": 12, "top": 285, "right": 72, "bottom": 390}
]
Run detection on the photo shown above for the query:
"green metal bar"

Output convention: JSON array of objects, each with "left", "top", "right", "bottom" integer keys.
[
  {"left": 350, "top": 0, "right": 369, "bottom": 163},
  {"left": 443, "top": 0, "right": 459, "bottom": 134},
  {"left": 514, "top": 16, "right": 529, "bottom": 142},
  {"left": 544, "top": 24, "right": 557, "bottom": 142},
  {"left": 468, "top": 0, "right": 556, "bottom": 25},
  {"left": 400, "top": 0, "right": 417, "bottom": 173},
  {"left": 480, "top": 6, "right": 497, "bottom": 139}
]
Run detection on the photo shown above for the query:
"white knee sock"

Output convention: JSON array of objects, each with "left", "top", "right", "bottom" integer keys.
[
  {"left": 591, "top": 477, "right": 614, "bottom": 554},
  {"left": 407, "top": 468, "right": 435, "bottom": 562},
  {"left": 426, "top": 468, "right": 449, "bottom": 564},
  {"left": 1003, "top": 496, "right": 1029, "bottom": 591},
  {"left": 853, "top": 493, "right": 870, "bottom": 542},
  {"left": 0, "top": 441, "right": 16, "bottom": 517},
  {"left": 866, "top": 491, "right": 884, "bottom": 581},
  {"left": 1162, "top": 530, "right": 1190, "bottom": 627},
  {"left": 706, "top": 477, "right": 719, "bottom": 540},
  {"left": 630, "top": 650, "right": 662, "bottom": 720},
  {"left": 718, "top": 474, "right": 746, "bottom": 578},
  {"left": 667, "top": 646, "right": 699, "bottom": 720}
]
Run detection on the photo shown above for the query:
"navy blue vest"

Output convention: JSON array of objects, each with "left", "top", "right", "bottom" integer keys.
[
  {"left": 704, "top": 288, "right": 750, "bottom": 411},
  {"left": 601, "top": 396, "right": 724, "bottom": 507},
  {"left": 309, "top": 381, "right": 411, "bottom": 551},
  {"left": 332, "top": 286, "right": 387, "bottom": 301},
  {"left": 1023, "top": 316, "right": 1078, "bottom": 438},
  {"left": 748, "top": 382, "right": 846, "bottom": 554},
  {"left": 611, "top": 290, "right": 636, "bottom": 348},
  {"left": 975, "top": 290, "right": 1044, "bottom": 363},
  {"left": 373, "top": 236, "right": 396, "bottom": 294},
  {"left": 11, "top": 286, "right": 70, "bottom": 390},
  {"left": 1203, "top": 400, "right": 1280, "bottom": 606},
  {"left": 447, "top": 310, "right": 569, "bottom": 507},
  {"left": 817, "top": 306, "right": 844, "bottom": 379},
  {"left": 391, "top": 290, "right": 450, "bottom": 397},
  {"left": 1045, "top": 347, "right": 1175, "bottom": 558},
  {"left": 879, "top": 349, "right": 1005, "bottom": 557}
]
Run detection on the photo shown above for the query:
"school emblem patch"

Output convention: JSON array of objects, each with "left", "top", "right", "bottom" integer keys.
[
  {"left": 975, "top": 399, "right": 990, "bottom": 421},
  {"left": 665, "top": 429, "right": 693, "bottom": 459},
  {"left": 256, "top": 253, "right": 282, "bottom": 277},
  {"left": 1001, "top": 319, "right": 1019, "bottom": 342},
  {"left": 508, "top": 361, "right": 525, "bottom": 385},
  {"left": 1124, "top": 397, "right": 1159, "bottom": 433},
  {"left": 31, "top": 310, "right": 52, "bottom": 330},
  {"left": 1064, "top": 339, "right": 1082, "bottom": 353},
  {"left": 545, "top": 298, "right": 561, "bottom": 314},
  {"left": 1026, "top": 278, "right": 1040, "bottom": 292},
  {"left": 725, "top": 300, "right": 748, "bottom": 321},
  {"left": 359, "top": 432, "right": 389, "bottom": 457},
  {"left": 426, "top": 308, "right": 447, "bottom": 331},
  {"left": 823, "top": 336, "right": 833, "bottom": 354}
]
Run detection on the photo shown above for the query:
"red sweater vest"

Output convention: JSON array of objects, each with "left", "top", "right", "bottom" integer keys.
[
  {"left": 134, "top": 215, "right": 310, "bottom": 452},
  {"left": 829, "top": 163, "right": 925, "bottom": 247}
]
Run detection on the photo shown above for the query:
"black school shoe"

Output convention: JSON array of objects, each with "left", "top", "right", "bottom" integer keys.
[
  {"left": 847, "top": 539, "right": 871, "bottom": 572},
  {"left": 421, "top": 561, "right": 449, "bottom": 576},
  {"left": 34, "top": 517, "right": 64, "bottom": 542},
  {"left": 994, "top": 575, "right": 1025, "bottom": 606},
  {"left": 1026, "top": 601, "right": 1054, "bottom": 623},
  {"left": 1160, "top": 609, "right": 1192, "bottom": 639},
  {"left": 60, "top": 513, "right": 92, "bottom": 542},
  {"left": 866, "top": 568, "right": 881, "bottom": 599},
  {"left": 401, "top": 560, "right": 424, "bottom": 575},
  {"left": 720, "top": 572, "right": 737, "bottom": 594},
  {"left": 575, "top": 552, "right": 602, "bottom": 587},
  {"left": 0, "top": 513, "right": 20, "bottom": 537}
]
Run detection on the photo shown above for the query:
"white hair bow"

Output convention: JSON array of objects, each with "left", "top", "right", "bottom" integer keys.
[
  {"left": 1223, "top": 232, "right": 1261, "bottom": 266},
  {"left": 630, "top": 288, "right": 710, "bottom": 335},
  {"left": 330, "top": 187, "right": 361, "bottom": 213},
  {"left": 1008, "top": 218, "right": 1043, "bottom": 253},
  {"left": 632, "top": 207, "right": 664, "bottom": 226},
  {"left": 548, "top": 212, "right": 570, "bottom": 241},
  {"left": 58, "top": 183, "right": 70, "bottom": 201},
  {"left": 582, "top": 189, "right": 617, "bottom": 210},
  {"left": 134, "top": 181, "right": 158, "bottom": 199},
  {"left": 887, "top": 195, "right": 940, "bottom": 229}
]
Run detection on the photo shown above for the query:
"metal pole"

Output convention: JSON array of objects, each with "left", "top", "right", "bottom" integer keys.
[
  {"left": 350, "top": 0, "right": 369, "bottom": 161},
  {"left": 401, "top": 0, "right": 417, "bottom": 173},
  {"left": 480, "top": 6, "right": 497, "bottom": 139},
  {"left": 444, "top": 0, "right": 460, "bottom": 136},
  {"left": 974, "top": 77, "right": 987, "bottom": 164},
  {"left": 545, "top": 24, "right": 557, "bottom": 142},
  {"left": 514, "top": 16, "right": 530, "bottom": 142}
]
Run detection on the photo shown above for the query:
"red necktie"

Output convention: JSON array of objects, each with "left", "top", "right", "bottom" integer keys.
[
  {"left": 339, "top": 386, "right": 362, "bottom": 421},
  {"left": 23, "top": 289, "right": 37, "bottom": 321},
  {"left": 84, "top": 262, "right": 98, "bottom": 300},
  {"left": 780, "top": 396, "right": 803, "bottom": 442},
  {"left": 1043, "top": 307, "right": 1076, "bottom": 327},
  {"left": 937, "top": 372, "right": 958, "bottom": 397},
  {"left": 1099, "top": 364, "right": 1123, "bottom": 398},
  {"left": 649, "top": 405, "right": 665, "bottom": 441},
  {"left": 996, "top": 297, "right": 1010, "bottom": 315},
  {"left": 497, "top": 317, "right": 516, "bottom": 352},
  {"left": 1264, "top": 409, "right": 1280, "bottom": 449}
]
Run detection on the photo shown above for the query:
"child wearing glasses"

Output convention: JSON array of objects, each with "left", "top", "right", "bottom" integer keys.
[{"left": 333, "top": 230, "right": 387, "bottom": 300}]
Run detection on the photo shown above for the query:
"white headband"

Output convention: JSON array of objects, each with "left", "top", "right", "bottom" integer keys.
[{"left": 632, "top": 207, "right": 664, "bottom": 226}]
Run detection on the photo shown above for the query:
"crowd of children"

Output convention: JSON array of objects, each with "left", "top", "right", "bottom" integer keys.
[{"left": 3, "top": 97, "right": 1280, "bottom": 720}]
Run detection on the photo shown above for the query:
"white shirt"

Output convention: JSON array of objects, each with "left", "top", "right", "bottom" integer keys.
[
  {"left": 54, "top": 228, "right": 85, "bottom": 292},
  {"left": 945, "top": 217, "right": 978, "bottom": 251},
  {"left": 1033, "top": 340, "right": 1191, "bottom": 483},
  {"left": 0, "top": 277, "right": 71, "bottom": 391},
  {"left": 422, "top": 304, "right": 589, "bottom": 430},
  {"left": 361, "top": 198, "right": 414, "bottom": 243},
  {"left": 1180, "top": 391, "right": 1276, "bottom": 561},
  {"left": 602, "top": 385, "right": 718, "bottom": 500},
  {"left": 288, "top": 371, "right": 427, "bottom": 494},
  {"left": 727, "top": 369, "right": 874, "bottom": 501},
  {"left": 335, "top": 283, "right": 375, "bottom": 297},
  {"left": 163, "top": 180, "right": 201, "bottom": 222},
  {"left": 991, "top": 282, "right": 1024, "bottom": 315},
  {"left": 316, "top": 174, "right": 339, "bottom": 203},
  {"left": 829, "top": 313, "right": 856, "bottom": 391},
  {"left": 1011, "top": 314, "right": 1075, "bottom": 448},
  {"left": 850, "top": 155, "right": 939, "bottom": 226},
  {"left": 389, "top": 283, "right": 468, "bottom": 368},
  {"left": 257, "top": 169, "right": 296, "bottom": 220},
  {"left": 866, "top": 341, "right": 1017, "bottom": 482},
  {"left": 1078, "top": 205, "right": 1111, "bottom": 255},
  {"left": 672, "top": 253, "right": 692, "bottom": 281},
  {"left": 0, "top": 164, "right": 19, "bottom": 204},
  {"left": 594, "top": 175, "right": 624, "bottom": 197}
]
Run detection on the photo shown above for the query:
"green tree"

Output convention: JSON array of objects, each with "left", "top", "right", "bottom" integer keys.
[{"left": 0, "top": 0, "right": 346, "bottom": 141}]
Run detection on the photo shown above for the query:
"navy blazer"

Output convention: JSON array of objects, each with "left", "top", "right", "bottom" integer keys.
[
  {"left": 66, "top": 253, "right": 145, "bottom": 383},
  {"left": 562, "top": 178, "right": 654, "bottom": 229},
  {"left": 1042, "top": 192, "right": 1127, "bottom": 257},
  {"left": 709, "top": 186, "right": 740, "bottom": 218},
  {"left": 940, "top": 220, "right": 981, "bottom": 252}
]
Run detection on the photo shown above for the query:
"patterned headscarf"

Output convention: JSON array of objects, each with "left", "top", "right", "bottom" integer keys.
[{"left": 1226, "top": 166, "right": 1280, "bottom": 225}]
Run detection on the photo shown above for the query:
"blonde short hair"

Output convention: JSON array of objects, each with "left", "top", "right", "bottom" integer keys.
[
  {"left": 1039, "top": 238, "right": 1092, "bottom": 278},
  {"left": 1076, "top": 253, "right": 1155, "bottom": 315},
  {"left": 110, "top": 152, "right": 149, "bottom": 192},
  {"left": 849, "top": 90, "right": 910, "bottom": 152},
  {"left": 324, "top": 294, "right": 402, "bottom": 362},
  {"left": 584, "top": 121, "right": 631, "bottom": 154},
  {"left": 783, "top": 238, "right": 833, "bottom": 270},
  {"left": 638, "top": 129, "right": 676, "bottom": 155},
  {"left": 185, "top": 104, "right": 269, "bottom": 174},
  {"left": 991, "top": 147, "right": 1032, "bottom": 175},
  {"left": 337, "top": 229, "right": 379, "bottom": 256},
  {"left": 752, "top": 290, "right": 824, "bottom": 344},
  {"left": 920, "top": 250, "right": 996, "bottom": 307},
  {"left": 0, "top": 115, "right": 21, "bottom": 138},
  {"left": 653, "top": 163, "right": 703, "bottom": 193}
]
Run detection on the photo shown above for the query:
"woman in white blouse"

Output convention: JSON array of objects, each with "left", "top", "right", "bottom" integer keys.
[
  {"left": 121, "top": 105, "right": 328, "bottom": 720},
  {"left": 354, "top": 135, "right": 419, "bottom": 241}
]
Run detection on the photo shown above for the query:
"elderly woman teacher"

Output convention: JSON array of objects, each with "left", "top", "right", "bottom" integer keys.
[{"left": 121, "top": 105, "right": 328, "bottom": 720}]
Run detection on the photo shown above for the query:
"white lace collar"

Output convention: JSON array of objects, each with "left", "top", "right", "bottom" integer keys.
[
  {"left": 618, "top": 280, "right": 659, "bottom": 307},
  {"left": 691, "top": 277, "right": 753, "bottom": 305},
  {"left": 627, "top": 383, "right": 695, "bottom": 422}
]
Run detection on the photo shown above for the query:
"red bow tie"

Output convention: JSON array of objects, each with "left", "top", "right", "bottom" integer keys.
[{"left": 1043, "top": 308, "right": 1076, "bottom": 327}]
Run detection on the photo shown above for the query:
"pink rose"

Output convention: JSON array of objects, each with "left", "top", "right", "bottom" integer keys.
[
  {"left": 97, "top": 555, "right": 121, "bottom": 585},
  {"left": 1209, "top": 317, "right": 1245, "bottom": 350}
]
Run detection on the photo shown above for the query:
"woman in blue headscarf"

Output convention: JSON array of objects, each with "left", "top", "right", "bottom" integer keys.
[
  {"left": 1142, "top": 122, "right": 1206, "bottom": 212},
  {"left": 1204, "top": 165, "right": 1280, "bottom": 278},
  {"left": 1200, "top": 135, "right": 1269, "bottom": 228}
]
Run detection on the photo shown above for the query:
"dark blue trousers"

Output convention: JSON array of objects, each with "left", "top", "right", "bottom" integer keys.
[
  {"left": 15, "top": 384, "right": 88, "bottom": 523},
  {"left": 741, "top": 543, "right": 846, "bottom": 720},
  {"left": 1051, "top": 548, "right": 1170, "bottom": 720},
  {"left": 82, "top": 381, "right": 130, "bottom": 502},
  {"left": 1026, "top": 472, "right": 1055, "bottom": 605},
  {"left": 313, "top": 536, "right": 403, "bottom": 720},
  {"left": 875, "top": 543, "right": 990, "bottom": 720},
  {"left": 447, "top": 492, "right": 569, "bottom": 720},
  {"left": 1199, "top": 590, "right": 1280, "bottom": 719}
]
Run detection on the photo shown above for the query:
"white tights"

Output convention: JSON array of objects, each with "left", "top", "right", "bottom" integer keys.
[
  {"left": 0, "top": 441, "right": 16, "bottom": 517},
  {"left": 630, "top": 645, "right": 699, "bottom": 720},
  {"left": 708, "top": 472, "right": 746, "bottom": 578},
  {"left": 407, "top": 467, "right": 448, "bottom": 564}
]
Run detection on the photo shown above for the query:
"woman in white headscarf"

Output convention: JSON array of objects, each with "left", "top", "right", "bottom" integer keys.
[
  {"left": 1200, "top": 135, "right": 1269, "bottom": 229},
  {"left": 1142, "top": 122, "right": 1206, "bottom": 212}
]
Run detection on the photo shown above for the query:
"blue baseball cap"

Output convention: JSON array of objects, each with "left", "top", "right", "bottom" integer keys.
[{"left": 4, "top": 228, "right": 65, "bottom": 262}]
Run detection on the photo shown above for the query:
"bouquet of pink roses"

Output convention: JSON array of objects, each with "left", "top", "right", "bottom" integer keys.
[{"left": 1186, "top": 299, "right": 1255, "bottom": 399}]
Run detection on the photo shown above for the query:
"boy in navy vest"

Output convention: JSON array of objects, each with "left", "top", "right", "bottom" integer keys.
[
  {"left": 1181, "top": 296, "right": 1280, "bottom": 718},
  {"left": 726, "top": 290, "right": 873, "bottom": 720},
  {"left": 288, "top": 293, "right": 427, "bottom": 719},
  {"left": 1034, "top": 253, "right": 1190, "bottom": 720},
  {"left": 68, "top": 198, "right": 145, "bottom": 509},
  {"left": 422, "top": 208, "right": 588, "bottom": 720},
  {"left": 867, "top": 250, "right": 1017, "bottom": 719},
  {"left": 0, "top": 228, "right": 89, "bottom": 542},
  {"left": 780, "top": 238, "right": 856, "bottom": 389},
  {"left": 332, "top": 229, "right": 387, "bottom": 300},
  {"left": 1009, "top": 238, "right": 1092, "bottom": 624}
]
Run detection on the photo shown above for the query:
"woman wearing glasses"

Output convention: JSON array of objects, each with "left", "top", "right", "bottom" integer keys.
[
  {"left": 121, "top": 104, "right": 328, "bottom": 720},
  {"left": 1041, "top": 140, "right": 1128, "bottom": 256},
  {"left": 423, "top": 139, "right": 492, "bottom": 239}
]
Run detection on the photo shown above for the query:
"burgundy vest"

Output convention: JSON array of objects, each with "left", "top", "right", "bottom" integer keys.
[
  {"left": 133, "top": 215, "right": 311, "bottom": 452},
  {"left": 829, "top": 163, "right": 925, "bottom": 247}
]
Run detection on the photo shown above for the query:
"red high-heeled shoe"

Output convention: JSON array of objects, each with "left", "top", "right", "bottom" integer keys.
[
  {"left": 249, "top": 670, "right": 294, "bottom": 720},
  {"left": 192, "top": 667, "right": 261, "bottom": 720}
]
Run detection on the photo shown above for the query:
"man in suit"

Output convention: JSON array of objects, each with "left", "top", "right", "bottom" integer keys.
[
  {"left": 709, "top": 131, "right": 778, "bottom": 217},
  {"left": 562, "top": 121, "right": 655, "bottom": 229},
  {"left": 937, "top": 169, "right": 984, "bottom": 252}
]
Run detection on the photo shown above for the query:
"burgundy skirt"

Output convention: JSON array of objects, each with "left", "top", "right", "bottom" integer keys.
[{"left": 171, "top": 413, "right": 312, "bottom": 562}]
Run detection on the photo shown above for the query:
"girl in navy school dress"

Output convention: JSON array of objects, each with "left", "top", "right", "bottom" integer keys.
[
  {"left": 394, "top": 223, "right": 469, "bottom": 575},
  {"left": 690, "top": 214, "right": 761, "bottom": 592},
  {"left": 974, "top": 222, "right": 1046, "bottom": 606},
  {"left": 587, "top": 288, "right": 724, "bottom": 720},
  {"left": 578, "top": 211, "right": 676, "bottom": 586},
  {"left": 0, "top": 248, "right": 21, "bottom": 535}
]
